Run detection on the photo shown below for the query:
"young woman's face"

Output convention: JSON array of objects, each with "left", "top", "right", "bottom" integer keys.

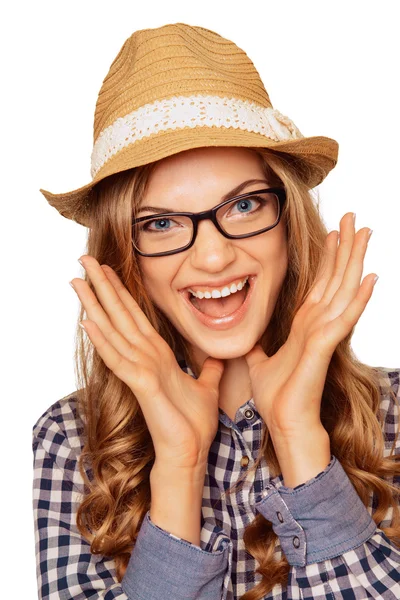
[{"left": 138, "top": 147, "right": 288, "bottom": 362}]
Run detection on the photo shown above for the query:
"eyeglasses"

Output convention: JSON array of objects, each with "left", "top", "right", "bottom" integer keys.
[{"left": 132, "top": 187, "right": 286, "bottom": 257}]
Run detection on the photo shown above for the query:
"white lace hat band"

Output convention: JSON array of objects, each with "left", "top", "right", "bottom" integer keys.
[{"left": 90, "top": 95, "right": 304, "bottom": 179}]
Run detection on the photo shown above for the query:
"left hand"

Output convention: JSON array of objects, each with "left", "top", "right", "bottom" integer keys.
[{"left": 245, "top": 212, "right": 377, "bottom": 445}]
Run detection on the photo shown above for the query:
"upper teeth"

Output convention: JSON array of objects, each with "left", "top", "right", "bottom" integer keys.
[{"left": 188, "top": 276, "right": 249, "bottom": 299}]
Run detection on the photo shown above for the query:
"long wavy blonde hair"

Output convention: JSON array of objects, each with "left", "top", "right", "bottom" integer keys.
[{"left": 75, "top": 147, "right": 400, "bottom": 598}]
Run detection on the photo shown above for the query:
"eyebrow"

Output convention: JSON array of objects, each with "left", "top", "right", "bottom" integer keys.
[{"left": 137, "top": 178, "right": 270, "bottom": 214}]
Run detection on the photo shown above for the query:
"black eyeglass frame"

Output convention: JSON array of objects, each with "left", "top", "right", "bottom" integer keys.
[{"left": 132, "top": 187, "right": 287, "bottom": 257}]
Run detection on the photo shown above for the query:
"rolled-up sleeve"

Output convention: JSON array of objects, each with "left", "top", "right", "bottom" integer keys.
[{"left": 122, "top": 511, "right": 232, "bottom": 599}]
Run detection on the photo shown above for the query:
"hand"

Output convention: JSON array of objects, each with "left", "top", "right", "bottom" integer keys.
[
  {"left": 70, "top": 256, "right": 224, "bottom": 472},
  {"left": 245, "top": 212, "right": 377, "bottom": 442}
]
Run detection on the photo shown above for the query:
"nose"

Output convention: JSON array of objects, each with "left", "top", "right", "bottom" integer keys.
[{"left": 189, "top": 219, "right": 237, "bottom": 272}]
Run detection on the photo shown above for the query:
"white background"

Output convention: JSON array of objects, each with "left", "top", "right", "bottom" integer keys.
[{"left": 1, "top": 0, "right": 399, "bottom": 595}]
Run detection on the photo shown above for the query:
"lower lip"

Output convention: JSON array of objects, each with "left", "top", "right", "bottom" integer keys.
[{"left": 180, "top": 276, "right": 256, "bottom": 331}]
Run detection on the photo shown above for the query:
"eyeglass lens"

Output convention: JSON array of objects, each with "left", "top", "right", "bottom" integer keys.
[{"left": 133, "top": 191, "right": 280, "bottom": 255}]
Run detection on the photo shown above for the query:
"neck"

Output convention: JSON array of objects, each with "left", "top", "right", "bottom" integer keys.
[
  {"left": 188, "top": 348, "right": 253, "bottom": 421},
  {"left": 218, "top": 356, "right": 253, "bottom": 421}
]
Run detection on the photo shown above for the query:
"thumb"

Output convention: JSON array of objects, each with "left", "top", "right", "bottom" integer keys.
[
  {"left": 198, "top": 356, "right": 225, "bottom": 389},
  {"left": 244, "top": 343, "right": 269, "bottom": 370}
]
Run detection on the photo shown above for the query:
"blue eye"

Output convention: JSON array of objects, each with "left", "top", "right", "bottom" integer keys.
[
  {"left": 235, "top": 199, "right": 253, "bottom": 212},
  {"left": 229, "top": 197, "right": 262, "bottom": 215},
  {"left": 143, "top": 218, "right": 173, "bottom": 232},
  {"left": 153, "top": 219, "right": 170, "bottom": 230}
]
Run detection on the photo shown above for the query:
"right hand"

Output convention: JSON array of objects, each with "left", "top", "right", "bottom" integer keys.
[{"left": 71, "top": 255, "right": 225, "bottom": 472}]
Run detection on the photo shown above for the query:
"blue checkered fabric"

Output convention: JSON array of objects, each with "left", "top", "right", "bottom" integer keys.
[{"left": 32, "top": 365, "right": 400, "bottom": 599}]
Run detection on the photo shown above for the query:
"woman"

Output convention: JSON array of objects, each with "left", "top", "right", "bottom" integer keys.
[{"left": 32, "top": 22, "right": 400, "bottom": 600}]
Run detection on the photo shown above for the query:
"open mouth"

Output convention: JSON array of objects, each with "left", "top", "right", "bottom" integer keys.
[
  {"left": 180, "top": 276, "right": 256, "bottom": 330},
  {"left": 189, "top": 279, "right": 250, "bottom": 318}
]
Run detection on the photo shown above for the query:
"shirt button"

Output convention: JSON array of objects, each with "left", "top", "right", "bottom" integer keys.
[
  {"left": 244, "top": 409, "right": 254, "bottom": 420},
  {"left": 240, "top": 455, "right": 250, "bottom": 467},
  {"left": 292, "top": 536, "right": 300, "bottom": 548},
  {"left": 276, "top": 511, "right": 284, "bottom": 523}
]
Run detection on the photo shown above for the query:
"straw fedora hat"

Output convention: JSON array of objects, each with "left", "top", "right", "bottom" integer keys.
[{"left": 40, "top": 22, "right": 339, "bottom": 227}]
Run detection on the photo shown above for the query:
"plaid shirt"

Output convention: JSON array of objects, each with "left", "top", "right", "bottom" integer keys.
[{"left": 32, "top": 364, "right": 400, "bottom": 599}]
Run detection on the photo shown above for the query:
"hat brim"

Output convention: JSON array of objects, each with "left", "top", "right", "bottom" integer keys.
[{"left": 40, "top": 127, "right": 339, "bottom": 227}]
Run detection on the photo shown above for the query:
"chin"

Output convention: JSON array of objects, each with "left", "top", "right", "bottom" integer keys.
[{"left": 192, "top": 334, "right": 262, "bottom": 361}]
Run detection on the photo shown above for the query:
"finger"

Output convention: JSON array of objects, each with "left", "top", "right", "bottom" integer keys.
[
  {"left": 100, "top": 264, "right": 157, "bottom": 338},
  {"left": 330, "top": 272, "right": 377, "bottom": 335},
  {"left": 244, "top": 344, "right": 269, "bottom": 371},
  {"left": 328, "top": 227, "right": 372, "bottom": 317},
  {"left": 79, "top": 320, "right": 137, "bottom": 388},
  {"left": 80, "top": 319, "right": 173, "bottom": 424},
  {"left": 79, "top": 255, "right": 146, "bottom": 345},
  {"left": 71, "top": 278, "right": 139, "bottom": 361},
  {"left": 306, "top": 230, "right": 339, "bottom": 303},
  {"left": 321, "top": 212, "right": 356, "bottom": 304},
  {"left": 313, "top": 273, "right": 378, "bottom": 359},
  {"left": 198, "top": 357, "right": 225, "bottom": 391}
]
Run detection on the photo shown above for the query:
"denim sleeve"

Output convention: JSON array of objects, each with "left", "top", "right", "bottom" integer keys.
[
  {"left": 254, "top": 454, "right": 400, "bottom": 597},
  {"left": 254, "top": 455, "right": 377, "bottom": 566},
  {"left": 121, "top": 511, "right": 233, "bottom": 600}
]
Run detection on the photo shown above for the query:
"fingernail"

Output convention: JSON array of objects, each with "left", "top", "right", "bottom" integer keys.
[
  {"left": 69, "top": 281, "right": 75, "bottom": 290},
  {"left": 79, "top": 322, "right": 86, "bottom": 331},
  {"left": 353, "top": 213, "right": 356, "bottom": 224},
  {"left": 78, "top": 258, "right": 84, "bottom": 267},
  {"left": 373, "top": 275, "right": 379, "bottom": 285},
  {"left": 368, "top": 229, "right": 373, "bottom": 239}
]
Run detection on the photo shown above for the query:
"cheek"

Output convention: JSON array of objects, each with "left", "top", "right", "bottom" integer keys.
[
  {"left": 257, "top": 232, "right": 288, "bottom": 302},
  {"left": 251, "top": 228, "right": 288, "bottom": 278},
  {"left": 138, "top": 259, "right": 162, "bottom": 302},
  {"left": 138, "top": 258, "right": 179, "bottom": 308}
]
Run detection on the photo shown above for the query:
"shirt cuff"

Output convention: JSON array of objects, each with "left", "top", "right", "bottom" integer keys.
[
  {"left": 254, "top": 455, "right": 377, "bottom": 566},
  {"left": 121, "top": 510, "right": 231, "bottom": 599}
]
